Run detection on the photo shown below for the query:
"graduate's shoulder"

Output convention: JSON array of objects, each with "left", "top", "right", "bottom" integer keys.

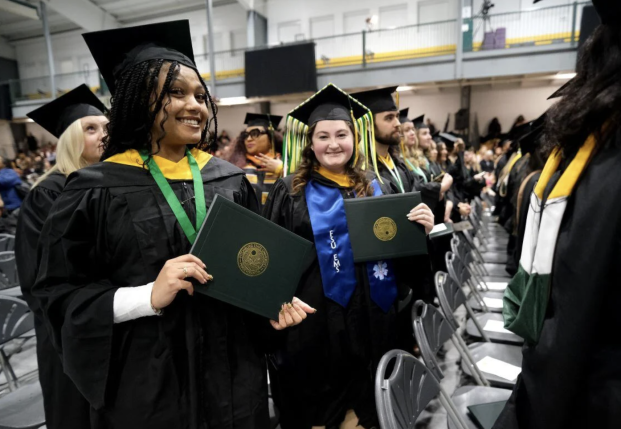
[
  {"left": 201, "top": 156, "right": 246, "bottom": 183},
  {"left": 34, "top": 171, "right": 66, "bottom": 194},
  {"left": 63, "top": 155, "right": 246, "bottom": 192}
]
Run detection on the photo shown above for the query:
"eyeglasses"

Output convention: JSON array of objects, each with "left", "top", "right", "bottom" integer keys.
[{"left": 243, "top": 129, "right": 269, "bottom": 140}]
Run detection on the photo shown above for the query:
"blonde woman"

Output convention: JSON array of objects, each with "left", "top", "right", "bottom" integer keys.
[{"left": 15, "top": 84, "right": 107, "bottom": 429}]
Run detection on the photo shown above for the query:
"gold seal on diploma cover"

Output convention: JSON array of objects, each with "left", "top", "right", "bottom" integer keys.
[
  {"left": 237, "top": 242, "right": 269, "bottom": 277},
  {"left": 373, "top": 217, "right": 397, "bottom": 241}
]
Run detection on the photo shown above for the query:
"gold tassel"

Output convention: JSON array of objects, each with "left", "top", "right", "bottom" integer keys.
[{"left": 350, "top": 109, "right": 359, "bottom": 167}]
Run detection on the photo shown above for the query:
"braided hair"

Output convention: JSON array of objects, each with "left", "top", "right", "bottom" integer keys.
[{"left": 101, "top": 60, "right": 218, "bottom": 161}]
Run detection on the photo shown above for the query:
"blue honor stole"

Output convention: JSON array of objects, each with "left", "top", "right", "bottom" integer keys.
[{"left": 305, "top": 179, "right": 398, "bottom": 313}]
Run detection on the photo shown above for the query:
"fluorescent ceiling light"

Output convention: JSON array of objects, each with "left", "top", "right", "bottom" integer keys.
[
  {"left": 554, "top": 72, "right": 576, "bottom": 80},
  {"left": 396, "top": 86, "right": 415, "bottom": 92},
  {"left": 218, "top": 96, "right": 249, "bottom": 106}
]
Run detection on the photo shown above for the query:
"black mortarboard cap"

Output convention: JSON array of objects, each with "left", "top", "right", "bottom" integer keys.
[
  {"left": 518, "top": 112, "right": 547, "bottom": 155},
  {"left": 350, "top": 86, "right": 398, "bottom": 114},
  {"left": 244, "top": 113, "right": 283, "bottom": 129},
  {"left": 413, "top": 114, "right": 426, "bottom": 129},
  {"left": 83, "top": 20, "right": 196, "bottom": 96},
  {"left": 399, "top": 108, "right": 410, "bottom": 124},
  {"left": 438, "top": 132, "right": 458, "bottom": 151},
  {"left": 27, "top": 84, "right": 106, "bottom": 138},
  {"left": 592, "top": 0, "right": 621, "bottom": 25},
  {"left": 288, "top": 83, "right": 369, "bottom": 125}
]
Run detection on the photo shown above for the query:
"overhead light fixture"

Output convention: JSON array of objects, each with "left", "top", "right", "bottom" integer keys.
[
  {"left": 218, "top": 96, "right": 249, "bottom": 106},
  {"left": 554, "top": 72, "right": 577, "bottom": 80},
  {"left": 397, "top": 86, "right": 415, "bottom": 92}
]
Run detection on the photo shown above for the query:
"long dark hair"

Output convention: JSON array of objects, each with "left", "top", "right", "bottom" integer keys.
[
  {"left": 547, "top": 24, "right": 621, "bottom": 155},
  {"left": 292, "top": 122, "right": 373, "bottom": 197},
  {"left": 233, "top": 128, "right": 284, "bottom": 158},
  {"left": 101, "top": 60, "right": 218, "bottom": 161}
]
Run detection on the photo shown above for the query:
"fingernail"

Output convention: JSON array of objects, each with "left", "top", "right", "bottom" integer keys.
[
  {"left": 287, "top": 303, "right": 293, "bottom": 308},
  {"left": 313, "top": 308, "right": 318, "bottom": 314}
]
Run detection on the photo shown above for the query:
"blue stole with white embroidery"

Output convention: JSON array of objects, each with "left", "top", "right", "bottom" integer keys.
[{"left": 305, "top": 179, "right": 398, "bottom": 313}]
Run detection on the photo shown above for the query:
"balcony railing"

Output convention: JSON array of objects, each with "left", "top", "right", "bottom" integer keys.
[
  {"left": 465, "top": 2, "right": 586, "bottom": 52},
  {"left": 3, "top": 2, "right": 589, "bottom": 105}
]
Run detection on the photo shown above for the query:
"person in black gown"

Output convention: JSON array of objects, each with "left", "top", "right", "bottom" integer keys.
[
  {"left": 16, "top": 84, "right": 108, "bottom": 429},
  {"left": 32, "top": 21, "right": 310, "bottom": 429},
  {"left": 237, "top": 113, "right": 284, "bottom": 206},
  {"left": 495, "top": 1, "right": 621, "bottom": 427},
  {"left": 264, "top": 84, "right": 434, "bottom": 429}
]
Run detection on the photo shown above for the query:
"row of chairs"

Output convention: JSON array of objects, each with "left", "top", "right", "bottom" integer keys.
[
  {"left": 0, "top": 235, "right": 46, "bottom": 429},
  {"left": 376, "top": 197, "right": 522, "bottom": 429}
]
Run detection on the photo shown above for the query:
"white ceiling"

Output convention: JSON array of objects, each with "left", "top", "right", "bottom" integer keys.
[{"left": 0, "top": 0, "right": 236, "bottom": 41}]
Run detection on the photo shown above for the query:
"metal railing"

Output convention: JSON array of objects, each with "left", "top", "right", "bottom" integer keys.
[
  {"left": 465, "top": 2, "right": 586, "bottom": 52},
  {"left": 4, "top": 2, "right": 590, "bottom": 105}
]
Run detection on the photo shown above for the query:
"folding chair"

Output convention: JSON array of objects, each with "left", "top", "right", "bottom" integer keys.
[
  {"left": 413, "top": 300, "right": 522, "bottom": 389},
  {"left": 435, "top": 272, "right": 523, "bottom": 346},
  {"left": 0, "top": 297, "right": 35, "bottom": 391},
  {"left": 375, "top": 349, "right": 469, "bottom": 429},
  {"left": 0, "top": 253, "right": 21, "bottom": 298},
  {"left": 446, "top": 251, "right": 504, "bottom": 314},
  {"left": 0, "top": 381, "right": 45, "bottom": 429},
  {"left": 0, "top": 236, "right": 15, "bottom": 253},
  {"left": 458, "top": 231, "right": 511, "bottom": 284}
]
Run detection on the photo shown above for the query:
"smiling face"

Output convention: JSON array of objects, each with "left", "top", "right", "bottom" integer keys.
[
  {"left": 428, "top": 141, "right": 438, "bottom": 162},
  {"left": 311, "top": 120, "right": 355, "bottom": 174},
  {"left": 151, "top": 63, "right": 209, "bottom": 149},
  {"left": 80, "top": 115, "right": 108, "bottom": 164},
  {"left": 417, "top": 127, "right": 433, "bottom": 150},
  {"left": 402, "top": 121, "right": 417, "bottom": 147},
  {"left": 244, "top": 126, "right": 271, "bottom": 156}
]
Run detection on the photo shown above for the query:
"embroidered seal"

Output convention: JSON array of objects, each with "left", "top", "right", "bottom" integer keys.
[
  {"left": 237, "top": 242, "right": 269, "bottom": 277},
  {"left": 373, "top": 217, "right": 397, "bottom": 241}
]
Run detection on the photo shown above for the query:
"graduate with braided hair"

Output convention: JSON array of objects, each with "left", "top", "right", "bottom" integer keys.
[{"left": 32, "top": 21, "right": 311, "bottom": 429}]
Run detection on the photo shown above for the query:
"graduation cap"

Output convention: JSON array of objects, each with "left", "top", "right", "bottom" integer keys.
[
  {"left": 519, "top": 113, "right": 546, "bottom": 155},
  {"left": 399, "top": 108, "right": 411, "bottom": 124},
  {"left": 350, "top": 86, "right": 398, "bottom": 114},
  {"left": 413, "top": 114, "right": 426, "bottom": 129},
  {"left": 27, "top": 84, "right": 106, "bottom": 139},
  {"left": 83, "top": 20, "right": 196, "bottom": 95},
  {"left": 244, "top": 113, "right": 283, "bottom": 130},
  {"left": 592, "top": 0, "right": 621, "bottom": 25},
  {"left": 438, "top": 132, "right": 459, "bottom": 151},
  {"left": 283, "top": 83, "right": 380, "bottom": 178}
]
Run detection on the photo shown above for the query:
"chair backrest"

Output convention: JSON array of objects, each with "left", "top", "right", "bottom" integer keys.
[
  {"left": 434, "top": 272, "right": 466, "bottom": 331},
  {"left": 0, "top": 297, "right": 34, "bottom": 345},
  {"left": 375, "top": 349, "right": 442, "bottom": 429},
  {"left": 412, "top": 300, "right": 454, "bottom": 380},
  {"left": 446, "top": 250, "right": 470, "bottom": 288},
  {"left": 0, "top": 252, "right": 18, "bottom": 288},
  {"left": 0, "top": 235, "right": 15, "bottom": 252}
]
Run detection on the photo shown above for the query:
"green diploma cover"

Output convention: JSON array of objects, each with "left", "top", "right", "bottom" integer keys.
[{"left": 190, "top": 194, "right": 314, "bottom": 320}]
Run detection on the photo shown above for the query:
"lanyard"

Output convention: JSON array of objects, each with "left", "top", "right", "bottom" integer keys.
[
  {"left": 380, "top": 156, "right": 405, "bottom": 193},
  {"left": 139, "top": 149, "right": 206, "bottom": 244}
]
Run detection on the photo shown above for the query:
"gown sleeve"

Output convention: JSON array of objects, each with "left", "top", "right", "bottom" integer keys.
[
  {"left": 262, "top": 178, "right": 292, "bottom": 227},
  {"left": 32, "top": 185, "right": 117, "bottom": 410},
  {"left": 15, "top": 185, "right": 61, "bottom": 313}
]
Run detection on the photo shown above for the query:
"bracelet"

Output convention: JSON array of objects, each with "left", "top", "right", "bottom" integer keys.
[{"left": 151, "top": 304, "right": 163, "bottom": 316}]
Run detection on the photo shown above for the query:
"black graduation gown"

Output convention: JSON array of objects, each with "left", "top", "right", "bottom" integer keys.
[
  {"left": 376, "top": 155, "right": 441, "bottom": 211},
  {"left": 242, "top": 158, "right": 278, "bottom": 206},
  {"left": 32, "top": 156, "right": 270, "bottom": 429},
  {"left": 262, "top": 173, "right": 398, "bottom": 429},
  {"left": 494, "top": 139, "right": 621, "bottom": 429},
  {"left": 15, "top": 172, "right": 91, "bottom": 429},
  {"left": 505, "top": 172, "right": 540, "bottom": 276}
]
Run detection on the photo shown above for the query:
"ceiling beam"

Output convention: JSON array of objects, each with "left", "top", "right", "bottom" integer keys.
[
  {"left": 0, "top": 0, "right": 39, "bottom": 20},
  {"left": 43, "top": 0, "right": 119, "bottom": 31}
]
